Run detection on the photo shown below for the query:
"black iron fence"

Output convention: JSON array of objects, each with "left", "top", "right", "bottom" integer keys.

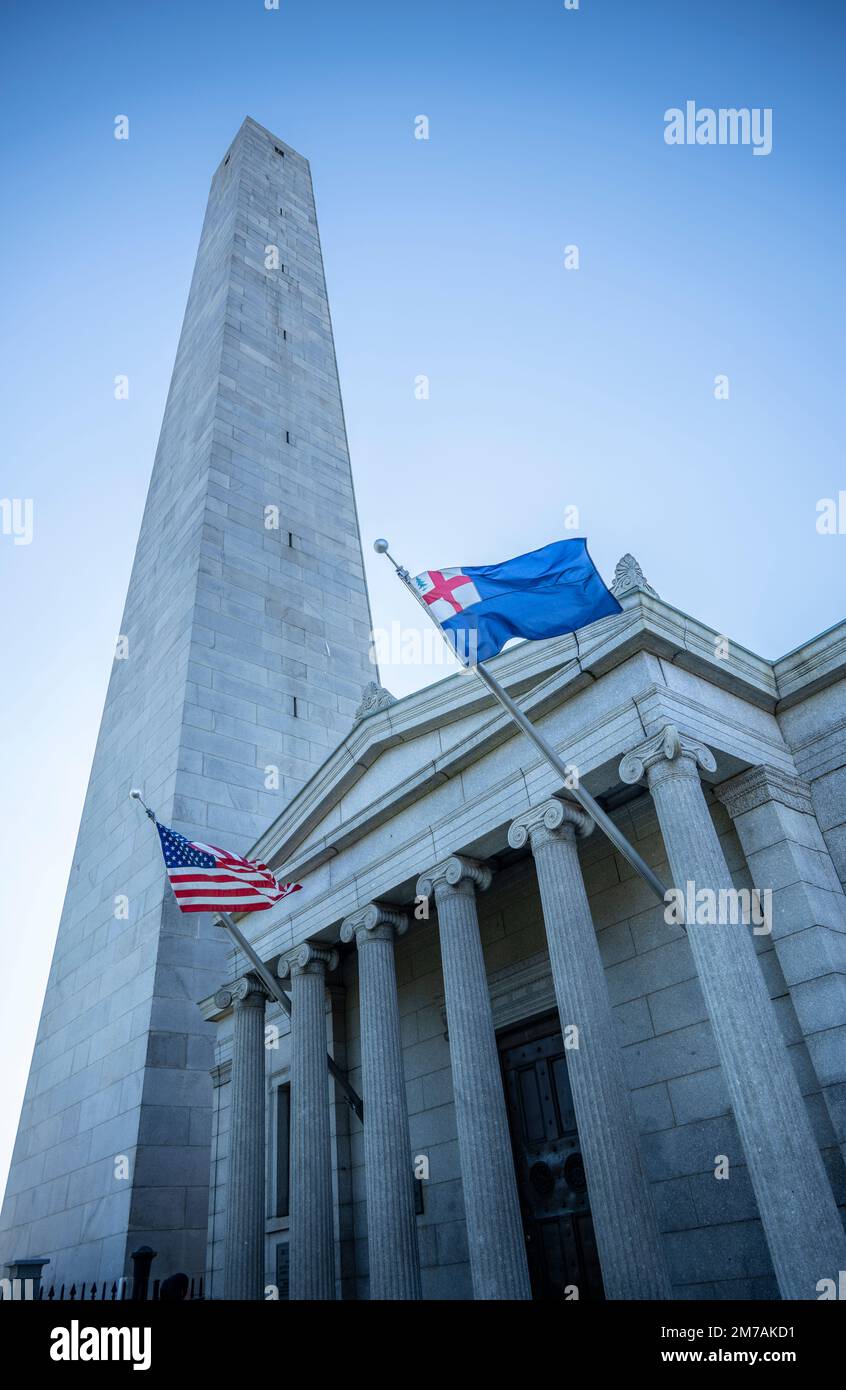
[
  {"left": 35, "top": 1275, "right": 204, "bottom": 1301},
  {"left": 1, "top": 1246, "right": 204, "bottom": 1301}
]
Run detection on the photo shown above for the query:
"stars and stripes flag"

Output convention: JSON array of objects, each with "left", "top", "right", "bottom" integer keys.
[{"left": 154, "top": 820, "right": 301, "bottom": 914}]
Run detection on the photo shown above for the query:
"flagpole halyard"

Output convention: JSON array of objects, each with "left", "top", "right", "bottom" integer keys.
[{"left": 374, "top": 540, "right": 670, "bottom": 907}]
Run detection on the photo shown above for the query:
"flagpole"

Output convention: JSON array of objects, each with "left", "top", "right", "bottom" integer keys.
[
  {"left": 130, "top": 792, "right": 364, "bottom": 1122},
  {"left": 374, "top": 540, "right": 670, "bottom": 907}
]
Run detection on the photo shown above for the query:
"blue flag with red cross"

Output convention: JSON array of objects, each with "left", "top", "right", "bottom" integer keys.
[{"left": 412, "top": 537, "right": 621, "bottom": 664}]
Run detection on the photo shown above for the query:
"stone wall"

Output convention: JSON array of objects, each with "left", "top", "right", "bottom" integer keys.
[{"left": 779, "top": 680, "right": 846, "bottom": 893}]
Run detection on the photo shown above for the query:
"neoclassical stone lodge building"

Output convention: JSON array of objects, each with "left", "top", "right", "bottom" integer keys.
[{"left": 204, "top": 557, "right": 846, "bottom": 1301}]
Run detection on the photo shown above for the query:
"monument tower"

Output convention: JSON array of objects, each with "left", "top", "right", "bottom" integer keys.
[{"left": 0, "top": 118, "right": 375, "bottom": 1286}]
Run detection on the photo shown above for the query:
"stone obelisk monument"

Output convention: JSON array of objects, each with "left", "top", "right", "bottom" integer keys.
[{"left": 0, "top": 118, "right": 375, "bottom": 1287}]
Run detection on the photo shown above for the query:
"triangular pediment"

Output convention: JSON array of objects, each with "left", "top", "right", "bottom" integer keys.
[{"left": 251, "top": 586, "right": 838, "bottom": 882}]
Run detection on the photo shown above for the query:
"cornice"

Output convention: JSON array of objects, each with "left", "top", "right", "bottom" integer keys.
[
  {"left": 782, "top": 712, "right": 846, "bottom": 783},
  {"left": 773, "top": 618, "right": 846, "bottom": 709},
  {"left": 574, "top": 591, "right": 778, "bottom": 706}
]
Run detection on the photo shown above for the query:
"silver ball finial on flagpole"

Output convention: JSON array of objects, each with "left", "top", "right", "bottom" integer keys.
[
  {"left": 129, "top": 787, "right": 157, "bottom": 822},
  {"left": 373, "top": 538, "right": 406, "bottom": 579}
]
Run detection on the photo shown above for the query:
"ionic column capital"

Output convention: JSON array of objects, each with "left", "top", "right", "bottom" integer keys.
[
  {"left": 340, "top": 903, "right": 409, "bottom": 945},
  {"left": 214, "top": 974, "right": 270, "bottom": 1011},
  {"left": 508, "top": 799, "right": 594, "bottom": 853},
  {"left": 416, "top": 855, "right": 492, "bottom": 902},
  {"left": 619, "top": 723, "right": 716, "bottom": 788},
  {"left": 278, "top": 943, "right": 339, "bottom": 980}
]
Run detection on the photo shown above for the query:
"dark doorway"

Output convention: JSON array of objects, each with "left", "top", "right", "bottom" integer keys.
[{"left": 499, "top": 1013, "right": 605, "bottom": 1301}]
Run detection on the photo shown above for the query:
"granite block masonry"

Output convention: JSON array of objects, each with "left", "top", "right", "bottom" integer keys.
[{"left": 0, "top": 118, "right": 375, "bottom": 1287}]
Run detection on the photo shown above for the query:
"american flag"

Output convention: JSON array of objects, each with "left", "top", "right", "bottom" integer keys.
[{"left": 155, "top": 821, "right": 301, "bottom": 914}]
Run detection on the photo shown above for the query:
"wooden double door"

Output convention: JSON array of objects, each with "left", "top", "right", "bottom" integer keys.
[{"left": 499, "top": 1014, "right": 605, "bottom": 1301}]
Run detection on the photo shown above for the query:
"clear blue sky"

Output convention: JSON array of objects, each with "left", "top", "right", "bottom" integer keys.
[{"left": 0, "top": 0, "right": 843, "bottom": 1198}]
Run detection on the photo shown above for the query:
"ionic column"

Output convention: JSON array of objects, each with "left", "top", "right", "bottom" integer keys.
[
  {"left": 215, "top": 975, "right": 268, "bottom": 1301},
  {"left": 341, "top": 905, "right": 421, "bottom": 1300},
  {"left": 620, "top": 725, "right": 846, "bottom": 1300},
  {"left": 508, "top": 801, "right": 672, "bottom": 1299},
  {"left": 279, "top": 944, "right": 338, "bottom": 1300},
  {"left": 416, "top": 856, "right": 531, "bottom": 1300}
]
